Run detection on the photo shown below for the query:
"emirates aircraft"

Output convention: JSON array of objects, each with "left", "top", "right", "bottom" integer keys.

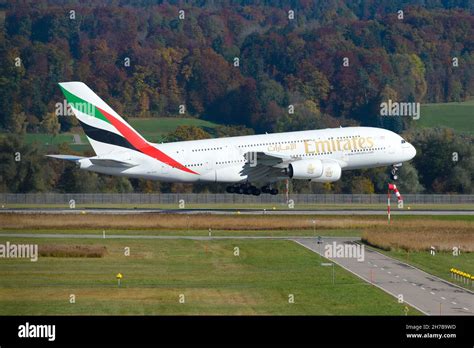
[{"left": 48, "top": 82, "right": 416, "bottom": 195}]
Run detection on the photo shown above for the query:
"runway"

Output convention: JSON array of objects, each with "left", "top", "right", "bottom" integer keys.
[
  {"left": 1, "top": 208, "right": 472, "bottom": 215},
  {"left": 293, "top": 237, "right": 473, "bottom": 316},
  {"left": 0, "top": 232, "right": 320, "bottom": 240},
  {"left": 0, "top": 232, "right": 472, "bottom": 316}
]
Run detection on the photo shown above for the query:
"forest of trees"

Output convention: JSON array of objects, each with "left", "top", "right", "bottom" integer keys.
[{"left": 0, "top": 1, "right": 472, "bottom": 194}]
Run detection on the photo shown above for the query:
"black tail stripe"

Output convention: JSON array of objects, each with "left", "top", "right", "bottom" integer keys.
[{"left": 79, "top": 120, "right": 136, "bottom": 151}]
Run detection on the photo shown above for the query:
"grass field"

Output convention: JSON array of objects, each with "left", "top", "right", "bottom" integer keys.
[
  {"left": 128, "top": 117, "right": 219, "bottom": 142},
  {"left": 23, "top": 133, "right": 87, "bottom": 145},
  {"left": 0, "top": 237, "right": 419, "bottom": 315},
  {"left": 0, "top": 214, "right": 470, "bottom": 315},
  {"left": 418, "top": 99, "right": 474, "bottom": 135}
]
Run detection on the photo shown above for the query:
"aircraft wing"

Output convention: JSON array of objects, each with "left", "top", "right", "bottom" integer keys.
[
  {"left": 252, "top": 152, "right": 299, "bottom": 167},
  {"left": 244, "top": 151, "right": 296, "bottom": 166},
  {"left": 89, "top": 158, "right": 138, "bottom": 168},
  {"left": 240, "top": 151, "right": 296, "bottom": 182}
]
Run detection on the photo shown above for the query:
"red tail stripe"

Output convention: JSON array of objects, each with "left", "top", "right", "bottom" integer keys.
[{"left": 97, "top": 107, "right": 198, "bottom": 175}]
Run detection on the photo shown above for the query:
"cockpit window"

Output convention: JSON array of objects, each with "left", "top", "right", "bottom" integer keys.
[{"left": 401, "top": 140, "right": 406, "bottom": 144}]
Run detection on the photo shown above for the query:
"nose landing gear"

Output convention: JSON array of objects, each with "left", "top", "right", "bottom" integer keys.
[{"left": 390, "top": 164, "right": 402, "bottom": 181}]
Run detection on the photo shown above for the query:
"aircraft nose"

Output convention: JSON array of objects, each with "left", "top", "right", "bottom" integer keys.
[{"left": 407, "top": 143, "right": 416, "bottom": 160}]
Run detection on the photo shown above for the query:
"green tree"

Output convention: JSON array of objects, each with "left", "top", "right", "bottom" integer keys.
[
  {"left": 293, "top": 60, "right": 330, "bottom": 102},
  {"left": 41, "top": 111, "right": 60, "bottom": 142},
  {"left": 395, "top": 162, "right": 424, "bottom": 193},
  {"left": 6, "top": 110, "right": 27, "bottom": 135},
  {"left": 351, "top": 176, "right": 375, "bottom": 194},
  {"left": 165, "top": 125, "right": 211, "bottom": 142},
  {"left": 410, "top": 128, "right": 473, "bottom": 193},
  {"left": 0, "top": 135, "right": 49, "bottom": 192}
]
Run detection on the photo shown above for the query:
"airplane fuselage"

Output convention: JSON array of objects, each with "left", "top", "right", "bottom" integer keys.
[{"left": 77, "top": 126, "right": 416, "bottom": 183}]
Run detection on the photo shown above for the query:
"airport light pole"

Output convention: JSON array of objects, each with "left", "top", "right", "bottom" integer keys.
[
  {"left": 387, "top": 186, "right": 391, "bottom": 224},
  {"left": 317, "top": 235, "right": 322, "bottom": 260}
]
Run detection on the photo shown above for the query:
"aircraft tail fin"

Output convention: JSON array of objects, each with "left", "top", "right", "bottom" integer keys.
[
  {"left": 58, "top": 82, "right": 149, "bottom": 156},
  {"left": 57, "top": 82, "right": 198, "bottom": 175}
]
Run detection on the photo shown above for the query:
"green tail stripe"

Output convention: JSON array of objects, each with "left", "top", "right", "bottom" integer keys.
[{"left": 59, "top": 86, "right": 110, "bottom": 124}]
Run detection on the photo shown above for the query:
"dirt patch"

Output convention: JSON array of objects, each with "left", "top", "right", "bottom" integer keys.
[{"left": 39, "top": 244, "right": 107, "bottom": 258}]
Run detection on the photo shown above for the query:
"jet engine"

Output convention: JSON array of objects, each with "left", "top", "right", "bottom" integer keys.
[{"left": 289, "top": 159, "right": 341, "bottom": 182}]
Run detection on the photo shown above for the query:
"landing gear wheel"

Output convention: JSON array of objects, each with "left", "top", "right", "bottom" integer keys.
[
  {"left": 226, "top": 186, "right": 235, "bottom": 194},
  {"left": 243, "top": 187, "right": 252, "bottom": 195},
  {"left": 270, "top": 188, "right": 279, "bottom": 195},
  {"left": 251, "top": 188, "right": 261, "bottom": 196},
  {"left": 390, "top": 166, "right": 399, "bottom": 181}
]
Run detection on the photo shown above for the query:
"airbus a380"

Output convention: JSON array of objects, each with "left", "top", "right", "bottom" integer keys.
[{"left": 48, "top": 82, "right": 416, "bottom": 196}]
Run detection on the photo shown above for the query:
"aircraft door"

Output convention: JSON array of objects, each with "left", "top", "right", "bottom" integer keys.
[{"left": 204, "top": 159, "right": 212, "bottom": 172}]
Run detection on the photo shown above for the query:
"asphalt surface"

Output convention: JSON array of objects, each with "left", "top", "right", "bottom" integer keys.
[
  {"left": 1, "top": 208, "right": 472, "bottom": 215},
  {"left": 0, "top": 232, "right": 316, "bottom": 240},
  {"left": 292, "top": 237, "right": 473, "bottom": 316}
]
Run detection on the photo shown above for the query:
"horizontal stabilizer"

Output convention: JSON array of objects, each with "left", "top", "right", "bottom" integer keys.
[
  {"left": 46, "top": 154, "right": 85, "bottom": 161},
  {"left": 47, "top": 154, "right": 137, "bottom": 168},
  {"left": 89, "top": 158, "right": 138, "bottom": 168}
]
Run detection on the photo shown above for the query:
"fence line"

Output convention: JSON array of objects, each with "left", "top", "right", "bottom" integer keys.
[{"left": 0, "top": 193, "right": 473, "bottom": 205}]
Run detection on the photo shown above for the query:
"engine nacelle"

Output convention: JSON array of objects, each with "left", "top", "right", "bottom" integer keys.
[
  {"left": 289, "top": 159, "right": 323, "bottom": 179},
  {"left": 311, "top": 161, "right": 341, "bottom": 182},
  {"left": 289, "top": 159, "right": 341, "bottom": 182}
]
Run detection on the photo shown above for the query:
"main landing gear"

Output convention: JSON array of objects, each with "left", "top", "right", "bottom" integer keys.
[
  {"left": 390, "top": 164, "right": 402, "bottom": 181},
  {"left": 261, "top": 185, "right": 279, "bottom": 195},
  {"left": 226, "top": 184, "right": 279, "bottom": 196}
]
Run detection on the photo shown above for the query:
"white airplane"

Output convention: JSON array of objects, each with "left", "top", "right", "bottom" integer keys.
[{"left": 48, "top": 82, "right": 416, "bottom": 195}]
